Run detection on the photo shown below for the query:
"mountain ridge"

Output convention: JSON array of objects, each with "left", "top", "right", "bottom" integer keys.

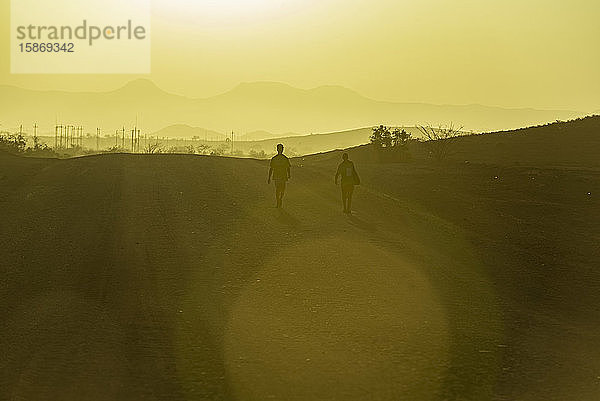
[
  {"left": 0, "top": 79, "right": 586, "bottom": 134},
  {"left": 2, "top": 79, "right": 581, "bottom": 113}
]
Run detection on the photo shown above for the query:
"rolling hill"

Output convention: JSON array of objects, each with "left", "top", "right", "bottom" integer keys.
[
  {"left": 414, "top": 115, "right": 600, "bottom": 168},
  {"left": 1, "top": 116, "right": 599, "bottom": 400}
]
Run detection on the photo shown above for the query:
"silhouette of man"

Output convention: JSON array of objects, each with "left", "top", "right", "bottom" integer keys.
[
  {"left": 335, "top": 152, "right": 360, "bottom": 214},
  {"left": 268, "top": 144, "right": 291, "bottom": 208}
]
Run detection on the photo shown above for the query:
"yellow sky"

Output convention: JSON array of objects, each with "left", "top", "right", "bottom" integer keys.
[{"left": 1, "top": 0, "right": 599, "bottom": 111}]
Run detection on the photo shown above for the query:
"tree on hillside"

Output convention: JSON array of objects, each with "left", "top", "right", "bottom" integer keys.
[
  {"left": 249, "top": 149, "right": 267, "bottom": 159},
  {"left": 372, "top": 125, "right": 413, "bottom": 150},
  {"left": 24, "top": 134, "right": 58, "bottom": 157},
  {"left": 417, "top": 123, "right": 462, "bottom": 161},
  {"left": 1, "top": 130, "right": 59, "bottom": 157},
  {"left": 144, "top": 142, "right": 161, "bottom": 154},
  {"left": 196, "top": 144, "right": 211, "bottom": 155},
  {"left": 371, "top": 125, "right": 394, "bottom": 148},
  {"left": 391, "top": 128, "right": 411, "bottom": 148},
  {"left": 0, "top": 132, "right": 27, "bottom": 154},
  {"left": 370, "top": 125, "right": 385, "bottom": 148},
  {"left": 210, "top": 144, "right": 229, "bottom": 156}
]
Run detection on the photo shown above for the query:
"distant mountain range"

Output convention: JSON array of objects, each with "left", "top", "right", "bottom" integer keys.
[
  {"left": 152, "top": 125, "right": 294, "bottom": 142},
  {"left": 152, "top": 125, "right": 226, "bottom": 141},
  {"left": 230, "top": 126, "right": 431, "bottom": 156},
  {"left": 230, "top": 127, "right": 375, "bottom": 156},
  {"left": 0, "top": 79, "right": 587, "bottom": 135},
  {"left": 238, "top": 130, "right": 296, "bottom": 142}
]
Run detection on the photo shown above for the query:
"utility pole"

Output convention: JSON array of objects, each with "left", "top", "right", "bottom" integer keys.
[
  {"left": 96, "top": 128, "right": 100, "bottom": 150},
  {"left": 32, "top": 123, "right": 38, "bottom": 148}
]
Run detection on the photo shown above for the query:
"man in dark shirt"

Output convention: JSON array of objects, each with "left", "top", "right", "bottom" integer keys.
[
  {"left": 268, "top": 144, "right": 291, "bottom": 208},
  {"left": 335, "top": 152, "right": 360, "bottom": 214}
]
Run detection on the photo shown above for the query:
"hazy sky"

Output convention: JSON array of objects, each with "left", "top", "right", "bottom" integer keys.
[{"left": 1, "top": 0, "right": 598, "bottom": 111}]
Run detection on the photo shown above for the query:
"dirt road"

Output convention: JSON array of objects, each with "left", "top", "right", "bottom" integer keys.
[{"left": 1, "top": 152, "right": 598, "bottom": 400}]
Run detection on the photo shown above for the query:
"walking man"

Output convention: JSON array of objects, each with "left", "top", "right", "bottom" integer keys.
[
  {"left": 268, "top": 144, "right": 291, "bottom": 208},
  {"left": 335, "top": 152, "right": 360, "bottom": 214}
]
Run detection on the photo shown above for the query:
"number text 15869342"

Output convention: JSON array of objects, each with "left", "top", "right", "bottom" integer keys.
[{"left": 19, "top": 42, "right": 75, "bottom": 53}]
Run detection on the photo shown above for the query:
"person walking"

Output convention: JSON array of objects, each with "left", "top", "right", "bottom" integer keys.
[
  {"left": 268, "top": 144, "right": 291, "bottom": 208},
  {"left": 335, "top": 152, "right": 360, "bottom": 214}
]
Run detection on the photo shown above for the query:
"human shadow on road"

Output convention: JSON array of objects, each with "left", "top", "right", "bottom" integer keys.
[
  {"left": 276, "top": 208, "right": 301, "bottom": 228},
  {"left": 346, "top": 214, "right": 377, "bottom": 233}
]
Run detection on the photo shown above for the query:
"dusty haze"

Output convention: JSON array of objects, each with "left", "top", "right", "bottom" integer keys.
[{"left": 1, "top": 0, "right": 599, "bottom": 112}]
